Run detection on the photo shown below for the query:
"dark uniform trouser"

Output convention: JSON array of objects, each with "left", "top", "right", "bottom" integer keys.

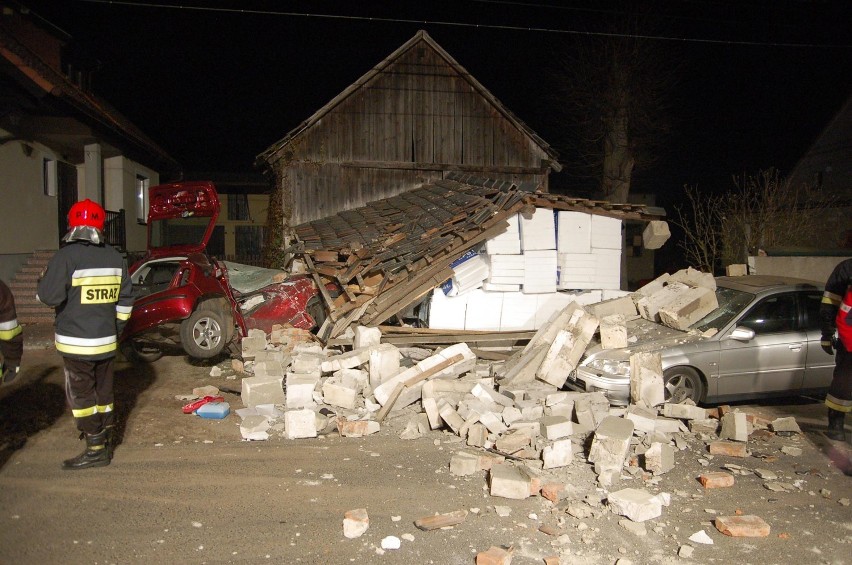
[
  {"left": 827, "top": 340, "right": 852, "bottom": 413},
  {"left": 63, "top": 357, "right": 115, "bottom": 435}
]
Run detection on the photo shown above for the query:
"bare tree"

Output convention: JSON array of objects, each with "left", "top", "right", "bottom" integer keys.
[
  {"left": 549, "top": 11, "right": 678, "bottom": 203},
  {"left": 673, "top": 185, "right": 724, "bottom": 273},
  {"left": 675, "top": 168, "right": 832, "bottom": 273}
]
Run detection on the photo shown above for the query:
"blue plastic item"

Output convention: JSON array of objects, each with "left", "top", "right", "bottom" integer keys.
[{"left": 196, "top": 401, "right": 230, "bottom": 419}]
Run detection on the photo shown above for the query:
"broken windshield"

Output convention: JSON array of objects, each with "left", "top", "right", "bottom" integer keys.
[{"left": 689, "top": 286, "right": 754, "bottom": 333}]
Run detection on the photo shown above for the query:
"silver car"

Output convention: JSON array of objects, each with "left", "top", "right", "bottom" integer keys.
[{"left": 567, "top": 275, "right": 835, "bottom": 405}]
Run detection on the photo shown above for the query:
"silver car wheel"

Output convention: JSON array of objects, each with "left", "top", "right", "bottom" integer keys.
[
  {"left": 192, "top": 316, "right": 222, "bottom": 351},
  {"left": 663, "top": 367, "right": 705, "bottom": 404}
]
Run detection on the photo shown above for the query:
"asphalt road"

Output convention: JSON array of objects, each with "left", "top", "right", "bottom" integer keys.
[{"left": 0, "top": 335, "right": 850, "bottom": 564}]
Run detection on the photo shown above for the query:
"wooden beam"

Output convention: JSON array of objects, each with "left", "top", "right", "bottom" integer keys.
[{"left": 339, "top": 160, "right": 547, "bottom": 176}]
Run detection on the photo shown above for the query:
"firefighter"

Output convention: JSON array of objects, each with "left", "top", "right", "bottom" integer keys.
[
  {"left": 0, "top": 278, "right": 23, "bottom": 385},
  {"left": 37, "top": 199, "right": 134, "bottom": 470},
  {"left": 820, "top": 257, "right": 852, "bottom": 442}
]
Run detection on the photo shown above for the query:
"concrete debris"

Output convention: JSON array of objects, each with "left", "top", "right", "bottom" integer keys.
[
  {"left": 607, "top": 488, "right": 665, "bottom": 522},
  {"left": 343, "top": 508, "right": 369, "bottom": 539},
  {"left": 414, "top": 509, "right": 468, "bottom": 531},
  {"left": 688, "top": 530, "right": 714, "bottom": 544}
]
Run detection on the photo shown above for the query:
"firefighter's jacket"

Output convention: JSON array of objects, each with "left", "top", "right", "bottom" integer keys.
[
  {"left": 37, "top": 241, "right": 133, "bottom": 360},
  {"left": 0, "top": 279, "right": 23, "bottom": 364},
  {"left": 821, "top": 258, "right": 852, "bottom": 351}
]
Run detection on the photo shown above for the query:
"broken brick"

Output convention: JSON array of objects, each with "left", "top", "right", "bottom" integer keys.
[
  {"left": 709, "top": 440, "right": 748, "bottom": 458},
  {"left": 715, "top": 515, "right": 771, "bottom": 537},
  {"left": 699, "top": 471, "right": 735, "bottom": 488},
  {"left": 476, "top": 546, "right": 513, "bottom": 565},
  {"left": 540, "top": 482, "right": 565, "bottom": 503}
]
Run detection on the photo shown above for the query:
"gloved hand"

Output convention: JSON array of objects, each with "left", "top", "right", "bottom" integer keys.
[{"left": 821, "top": 334, "right": 835, "bottom": 355}]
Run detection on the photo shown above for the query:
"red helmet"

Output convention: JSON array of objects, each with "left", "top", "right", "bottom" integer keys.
[{"left": 68, "top": 199, "right": 105, "bottom": 231}]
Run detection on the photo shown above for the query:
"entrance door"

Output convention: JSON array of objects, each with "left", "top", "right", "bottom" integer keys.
[{"left": 56, "top": 161, "right": 78, "bottom": 242}]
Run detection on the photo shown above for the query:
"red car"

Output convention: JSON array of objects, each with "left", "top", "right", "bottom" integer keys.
[{"left": 119, "top": 181, "right": 326, "bottom": 361}]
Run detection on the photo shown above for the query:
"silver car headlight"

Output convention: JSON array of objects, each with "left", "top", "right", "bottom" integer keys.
[{"left": 585, "top": 358, "right": 631, "bottom": 377}]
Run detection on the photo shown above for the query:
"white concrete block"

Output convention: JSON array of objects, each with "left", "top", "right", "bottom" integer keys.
[
  {"left": 428, "top": 288, "right": 468, "bottom": 330},
  {"left": 588, "top": 416, "right": 634, "bottom": 471},
  {"left": 353, "top": 326, "right": 382, "bottom": 349},
  {"left": 369, "top": 343, "right": 401, "bottom": 389},
  {"left": 591, "top": 215, "right": 622, "bottom": 250},
  {"left": 285, "top": 373, "right": 319, "bottom": 409},
  {"left": 557, "top": 211, "right": 592, "bottom": 253},
  {"left": 629, "top": 352, "right": 665, "bottom": 407},
  {"left": 542, "top": 416, "right": 574, "bottom": 439},
  {"left": 464, "top": 289, "right": 504, "bottom": 331},
  {"left": 645, "top": 442, "right": 674, "bottom": 475},
  {"left": 642, "top": 221, "right": 670, "bottom": 250},
  {"left": 720, "top": 411, "right": 748, "bottom": 442},
  {"left": 519, "top": 207, "right": 556, "bottom": 251},
  {"left": 489, "top": 464, "right": 532, "bottom": 499},
  {"left": 542, "top": 439, "right": 573, "bottom": 469},
  {"left": 285, "top": 409, "right": 317, "bottom": 439},
  {"left": 600, "top": 314, "right": 628, "bottom": 349},
  {"left": 321, "top": 379, "right": 357, "bottom": 409},
  {"left": 241, "top": 375, "right": 285, "bottom": 408},
  {"left": 608, "top": 488, "right": 663, "bottom": 522},
  {"left": 658, "top": 286, "right": 718, "bottom": 331}
]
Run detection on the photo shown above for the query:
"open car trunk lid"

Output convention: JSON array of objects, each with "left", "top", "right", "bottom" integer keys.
[{"left": 146, "top": 181, "right": 220, "bottom": 257}]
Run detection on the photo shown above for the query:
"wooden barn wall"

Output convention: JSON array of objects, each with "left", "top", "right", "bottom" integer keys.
[
  {"left": 285, "top": 164, "right": 544, "bottom": 226},
  {"left": 276, "top": 39, "right": 551, "bottom": 226}
]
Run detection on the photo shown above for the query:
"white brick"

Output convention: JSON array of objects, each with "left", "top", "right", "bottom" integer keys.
[
  {"left": 629, "top": 352, "right": 665, "bottom": 407},
  {"left": 542, "top": 439, "right": 573, "bottom": 469},
  {"left": 588, "top": 416, "right": 634, "bottom": 472},
  {"left": 541, "top": 416, "right": 574, "bottom": 440},
  {"left": 720, "top": 412, "right": 748, "bottom": 442},
  {"left": 661, "top": 403, "right": 707, "bottom": 420},
  {"left": 353, "top": 326, "right": 382, "bottom": 348},
  {"left": 608, "top": 488, "right": 663, "bottom": 522},
  {"left": 285, "top": 409, "right": 317, "bottom": 439},
  {"left": 321, "top": 379, "right": 357, "bottom": 409},
  {"left": 642, "top": 221, "right": 670, "bottom": 250},
  {"left": 600, "top": 314, "right": 628, "bottom": 349},
  {"left": 489, "top": 464, "right": 532, "bottom": 499},
  {"left": 645, "top": 442, "right": 674, "bottom": 475},
  {"left": 241, "top": 375, "right": 285, "bottom": 408},
  {"left": 625, "top": 404, "right": 657, "bottom": 434},
  {"left": 658, "top": 286, "right": 718, "bottom": 331},
  {"left": 368, "top": 343, "right": 401, "bottom": 389},
  {"left": 285, "top": 373, "right": 319, "bottom": 409}
]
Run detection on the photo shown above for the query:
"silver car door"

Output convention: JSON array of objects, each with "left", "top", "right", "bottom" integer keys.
[{"left": 717, "top": 292, "right": 806, "bottom": 396}]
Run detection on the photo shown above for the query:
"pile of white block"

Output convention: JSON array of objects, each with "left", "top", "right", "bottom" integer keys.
[{"left": 429, "top": 207, "right": 642, "bottom": 332}]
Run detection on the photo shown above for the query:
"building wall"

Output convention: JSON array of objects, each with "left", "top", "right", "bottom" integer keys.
[
  {"left": 269, "top": 41, "right": 552, "bottom": 227},
  {"left": 750, "top": 256, "right": 848, "bottom": 284},
  {"left": 104, "top": 155, "right": 159, "bottom": 253},
  {"left": 0, "top": 137, "right": 62, "bottom": 263}
]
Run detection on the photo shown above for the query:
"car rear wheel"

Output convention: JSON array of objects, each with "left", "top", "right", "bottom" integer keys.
[
  {"left": 120, "top": 339, "right": 163, "bottom": 363},
  {"left": 663, "top": 366, "right": 705, "bottom": 404},
  {"left": 180, "top": 308, "right": 226, "bottom": 359}
]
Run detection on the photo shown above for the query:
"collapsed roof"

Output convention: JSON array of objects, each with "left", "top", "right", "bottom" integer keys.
[{"left": 291, "top": 173, "right": 664, "bottom": 340}]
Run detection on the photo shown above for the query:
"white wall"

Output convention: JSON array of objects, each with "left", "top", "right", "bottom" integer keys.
[
  {"left": 0, "top": 136, "right": 62, "bottom": 256},
  {"left": 749, "top": 256, "right": 847, "bottom": 284},
  {"left": 104, "top": 156, "right": 159, "bottom": 253}
]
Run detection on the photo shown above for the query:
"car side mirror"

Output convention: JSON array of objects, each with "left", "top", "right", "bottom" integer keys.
[{"left": 728, "top": 326, "right": 755, "bottom": 342}]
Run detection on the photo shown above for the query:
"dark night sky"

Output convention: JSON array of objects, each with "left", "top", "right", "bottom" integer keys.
[{"left": 21, "top": 0, "right": 852, "bottom": 206}]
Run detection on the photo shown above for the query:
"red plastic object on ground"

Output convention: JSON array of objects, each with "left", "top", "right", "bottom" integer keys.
[{"left": 182, "top": 395, "right": 224, "bottom": 414}]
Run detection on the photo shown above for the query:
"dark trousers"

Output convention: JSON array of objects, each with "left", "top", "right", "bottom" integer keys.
[
  {"left": 63, "top": 357, "right": 115, "bottom": 435},
  {"left": 827, "top": 340, "right": 852, "bottom": 413}
]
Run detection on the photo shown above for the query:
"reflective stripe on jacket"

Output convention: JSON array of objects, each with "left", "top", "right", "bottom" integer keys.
[{"left": 36, "top": 242, "right": 134, "bottom": 360}]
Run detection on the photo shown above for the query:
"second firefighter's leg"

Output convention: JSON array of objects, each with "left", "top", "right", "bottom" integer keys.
[
  {"left": 825, "top": 341, "right": 851, "bottom": 441},
  {"left": 94, "top": 358, "right": 116, "bottom": 459}
]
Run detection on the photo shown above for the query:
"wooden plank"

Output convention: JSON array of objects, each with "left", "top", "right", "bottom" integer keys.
[
  {"left": 338, "top": 160, "right": 546, "bottom": 175},
  {"left": 376, "top": 353, "right": 465, "bottom": 422}
]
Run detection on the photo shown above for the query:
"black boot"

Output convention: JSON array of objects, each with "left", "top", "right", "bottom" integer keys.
[
  {"left": 61, "top": 430, "right": 110, "bottom": 470},
  {"left": 104, "top": 425, "right": 116, "bottom": 461},
  {"left": 825, "top": 409, "right": 847, "bottom": 441}
]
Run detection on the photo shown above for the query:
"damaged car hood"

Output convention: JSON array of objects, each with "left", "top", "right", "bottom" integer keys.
[{"left": 583, "top": 317, "right": 707, "bottom": 362}]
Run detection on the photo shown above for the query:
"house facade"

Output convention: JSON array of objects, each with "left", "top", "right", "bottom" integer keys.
[
  {"left": 0, "top": 2, "right": 179, "bottom": 280},
  {"left": 256, "top": 30, "right": 561, "bottom": 233}
]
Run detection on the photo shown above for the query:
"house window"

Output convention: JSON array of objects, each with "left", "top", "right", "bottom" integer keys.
[
  {"left": 228, "top": 194, "right": 251, "bottom": 221},
  {"left": 235, "top": 225, "right": 263, "bottom": 256},
  {"left": 43, "top": 158, "right": 57, "bottom": 196},
  {"left": 136, "top": 174, "right": 150, "bottom": 224}
]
